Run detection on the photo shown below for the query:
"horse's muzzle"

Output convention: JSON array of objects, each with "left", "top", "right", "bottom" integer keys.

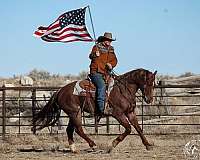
[{"left": 144, "top": 96, "right": 153, "bottom": 104}]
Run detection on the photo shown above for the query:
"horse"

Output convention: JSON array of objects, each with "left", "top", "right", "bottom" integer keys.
[{"left": 32, "top": 68, "right": 157, "bottom": 153}]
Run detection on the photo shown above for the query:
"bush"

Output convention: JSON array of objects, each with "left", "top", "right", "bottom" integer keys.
[
  {"left": 179, "top": 72, "right": 195, "bottom": 78},
  {"left": 77, "top": 71, "right": 88, "bottom": 80},
  {"left": 28, "top": 69, "right": 51, "bottom": 80}
]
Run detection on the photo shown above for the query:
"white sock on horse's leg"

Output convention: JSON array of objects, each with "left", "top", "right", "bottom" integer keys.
[{"left": 69, "top": 143, "right": 76, "bottom": 153}]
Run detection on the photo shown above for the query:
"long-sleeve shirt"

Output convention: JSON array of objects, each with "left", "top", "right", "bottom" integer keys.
[{"left": 89, "top": 42, "right": 118, "bottom": 75}]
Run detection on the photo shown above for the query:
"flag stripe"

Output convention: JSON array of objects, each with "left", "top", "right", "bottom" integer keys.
[
  {"left": 51, "top": 30, "right": 90, "bottom": 37},
  {"left": 34, "top": 31, "right": 44, "bottom": 37},
  {"left": 34, "top": 21, "right": 60, "bottom": 37},
  {"left": 54, "top": 26, "right": 88, "bottom": 36},
  {"left": 46, "top": 21, "right": 60, "bottom": 31},
  {"left": 44, "top": 33, "right": 91, "bottom": 40},
  {"left": 35, "top": 28, "right": 90, "bottom": 39},
  {"left": 42, "top": 36, "right": 93, "bottom": 42}
]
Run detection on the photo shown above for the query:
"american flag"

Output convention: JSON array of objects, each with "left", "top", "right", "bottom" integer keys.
[{"left": 34, "top": 7, "right": 93, "bottom": 43}]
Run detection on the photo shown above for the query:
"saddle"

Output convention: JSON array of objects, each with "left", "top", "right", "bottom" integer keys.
[
  {"left": 79, "top": 79, "right": 96, "bottom": 91},
  {"left": 78, "top": 76, "right": 114, "bottom": 97},
  {"left": 76, "top": 77, "right": 114, "bottom": 115},
  {"left": 78, "top": 79, "right": 96, "bottom": 97}
]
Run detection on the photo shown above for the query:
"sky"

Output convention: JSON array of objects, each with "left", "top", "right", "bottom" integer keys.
[{"left": 1, "top": 0, "right": 200, "bottom": 77}]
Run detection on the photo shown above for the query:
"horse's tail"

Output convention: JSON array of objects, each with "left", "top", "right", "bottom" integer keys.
[{"left": 32, "top": 91, "right": 61, "bottom": 131}]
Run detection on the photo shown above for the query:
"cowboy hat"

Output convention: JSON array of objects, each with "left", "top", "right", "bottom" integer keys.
[{"left": 97, "top": 32, "right": 116, "bottom": 42}]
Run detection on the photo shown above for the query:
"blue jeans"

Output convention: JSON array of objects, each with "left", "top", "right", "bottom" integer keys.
[{"left": 89, "top": 73, "right": 106, "bottom": 113}]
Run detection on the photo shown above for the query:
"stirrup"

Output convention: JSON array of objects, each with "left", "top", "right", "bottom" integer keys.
[{"left": 96, "top": 114, "right": 103, "bottom": 123}]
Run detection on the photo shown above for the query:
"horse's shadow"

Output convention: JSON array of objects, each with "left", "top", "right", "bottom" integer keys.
[{"left": 56, "top": 147, "right": 108, "bottom": 154}]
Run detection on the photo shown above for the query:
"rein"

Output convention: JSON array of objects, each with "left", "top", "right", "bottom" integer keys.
[{"left": 111, "top": 70, "right": 145, "bottom": 101}]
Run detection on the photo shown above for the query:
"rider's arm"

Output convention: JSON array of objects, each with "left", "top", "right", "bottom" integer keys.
[
  {"left": 89, "top": 45, "right": 98, "bottom": 60},
  {"left": 107, "top": 48, "right": 118, "bottom": 68}
]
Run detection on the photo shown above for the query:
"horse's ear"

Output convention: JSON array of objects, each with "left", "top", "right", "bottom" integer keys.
[{"left": 153, "top": 70, "right": 157, "bottom": 75}]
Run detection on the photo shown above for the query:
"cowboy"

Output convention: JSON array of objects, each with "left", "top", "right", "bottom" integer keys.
[{"left": 89, "top": 32, "right": 118, "bottom": 115}]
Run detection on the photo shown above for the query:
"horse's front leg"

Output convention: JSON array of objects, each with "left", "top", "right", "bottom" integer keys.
[
  {"left": 127, "top": 111, "right": 153, "bottom": 150},
  {"left": 108, "top": 113, "right": 131, "bottom": 153}
]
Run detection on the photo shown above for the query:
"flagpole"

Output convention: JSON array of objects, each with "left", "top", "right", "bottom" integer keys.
[{"left": 87, "top": 5, "right": 97, "bottom": 41}]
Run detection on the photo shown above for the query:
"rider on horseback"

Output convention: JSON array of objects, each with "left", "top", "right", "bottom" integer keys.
[{"left": 89, "top": 32, "right": 118, "bottom": 116}]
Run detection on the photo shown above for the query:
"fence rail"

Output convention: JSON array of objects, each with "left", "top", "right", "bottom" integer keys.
[{"left": 0, "top": 84, "right": 200, "bottom": 139}]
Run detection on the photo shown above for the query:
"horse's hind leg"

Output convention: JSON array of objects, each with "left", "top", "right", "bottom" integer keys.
[
  {"left": 66, "top": 118, "right": 76, "bottom": 153},
  {"left": 108, "top": 113, "right": 131, "bottom": 153},
  {"left": 71, "top": 110, "right": 97, "bottom": 150},
  {"left": 127, "top": 111, "right": 153, "bottom": 150}
]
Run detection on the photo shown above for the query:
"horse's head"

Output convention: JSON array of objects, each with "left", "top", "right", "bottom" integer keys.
[
  {"left": 118, "top": 68, "right": 157, "bottom": 104},
  {"left": 138, "top": 70, "right": 157, "bottom": 104}
]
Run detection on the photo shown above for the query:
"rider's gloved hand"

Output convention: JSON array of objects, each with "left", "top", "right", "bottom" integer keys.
[
  {"left": 96, "top": 50, "right": 100, "bottom": 57},
  {"left": 106, "top": 63, "right": 112, "bottom": 70}
]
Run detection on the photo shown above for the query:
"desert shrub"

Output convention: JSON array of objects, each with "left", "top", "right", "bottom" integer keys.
[
  {"left": 179, "top": 72, "right": 195, "bottom": 77},
  {"left": 77, "top": 71, "right": 89, "bottom": 80},
  {"left": 28, "top": 69, "right": 51, "bottom": 80}
]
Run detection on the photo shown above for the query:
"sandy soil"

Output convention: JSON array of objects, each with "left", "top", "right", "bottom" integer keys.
[{"left": 0, "top": 133, "right": 197, "bottom": 160}]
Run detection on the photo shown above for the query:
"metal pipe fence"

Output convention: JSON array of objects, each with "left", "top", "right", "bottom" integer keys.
[{"left": 0, "top": 84, "right": 200, "bottom": 138}]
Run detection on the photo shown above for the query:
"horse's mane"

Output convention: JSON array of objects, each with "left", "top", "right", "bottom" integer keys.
[{"left": 116, "top": 68, "right": 149, "bottom": 82}]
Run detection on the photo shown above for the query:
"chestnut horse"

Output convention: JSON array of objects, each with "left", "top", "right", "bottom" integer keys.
[{"left": 32, "top": 68, "right": 157, "bottom": 153}]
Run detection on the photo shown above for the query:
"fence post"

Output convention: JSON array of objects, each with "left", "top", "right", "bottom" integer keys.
[
  {"left": 94, "top": 116, "right": 98, "bottom": 134},
  {"left": 32, "top": 88, "right": 36, "bottom": 134},
  {"left": 2, "top": 85, "right": 6, "bottom": 140},
  {"left": 141, "top": 96, "right": 144, "bottom": 132},
  {"left": 18, "top": 90, "right": 21, "bottom": 134},
  {"left": 159, "top": 80, "right": 165, "bottom": 104},
  {"left": 106, "top": 116, "right": 109, "bottom": 134}
]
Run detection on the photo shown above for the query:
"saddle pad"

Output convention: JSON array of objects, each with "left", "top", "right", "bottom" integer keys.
[{"left": 73, "top": 80, "right": 90, "bottom": 95}]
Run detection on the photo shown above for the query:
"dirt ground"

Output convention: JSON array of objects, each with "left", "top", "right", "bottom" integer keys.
[{"left": 0, "top": 133, "right": 198, "bottom": 160}]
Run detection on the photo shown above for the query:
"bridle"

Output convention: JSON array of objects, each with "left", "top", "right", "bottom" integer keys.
[{"left": 111, "top": 70, "right": 156, "bottom": 103}]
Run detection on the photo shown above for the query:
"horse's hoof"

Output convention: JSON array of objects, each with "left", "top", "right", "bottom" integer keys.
[
  {"left": 91, "top": 145, "right": 98, "bottom": 151},
  {"left": 72, "top": 150, "right": 79, "bottom": 154},
  {"left": 107, "top": 146, "right": 113, "bottom": 153},
  {"left": 69, "top": 144, "right": 78, "bottom": 153},
  {"left": 146, "top": 145, "right": 153, "bottom": 151}
]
